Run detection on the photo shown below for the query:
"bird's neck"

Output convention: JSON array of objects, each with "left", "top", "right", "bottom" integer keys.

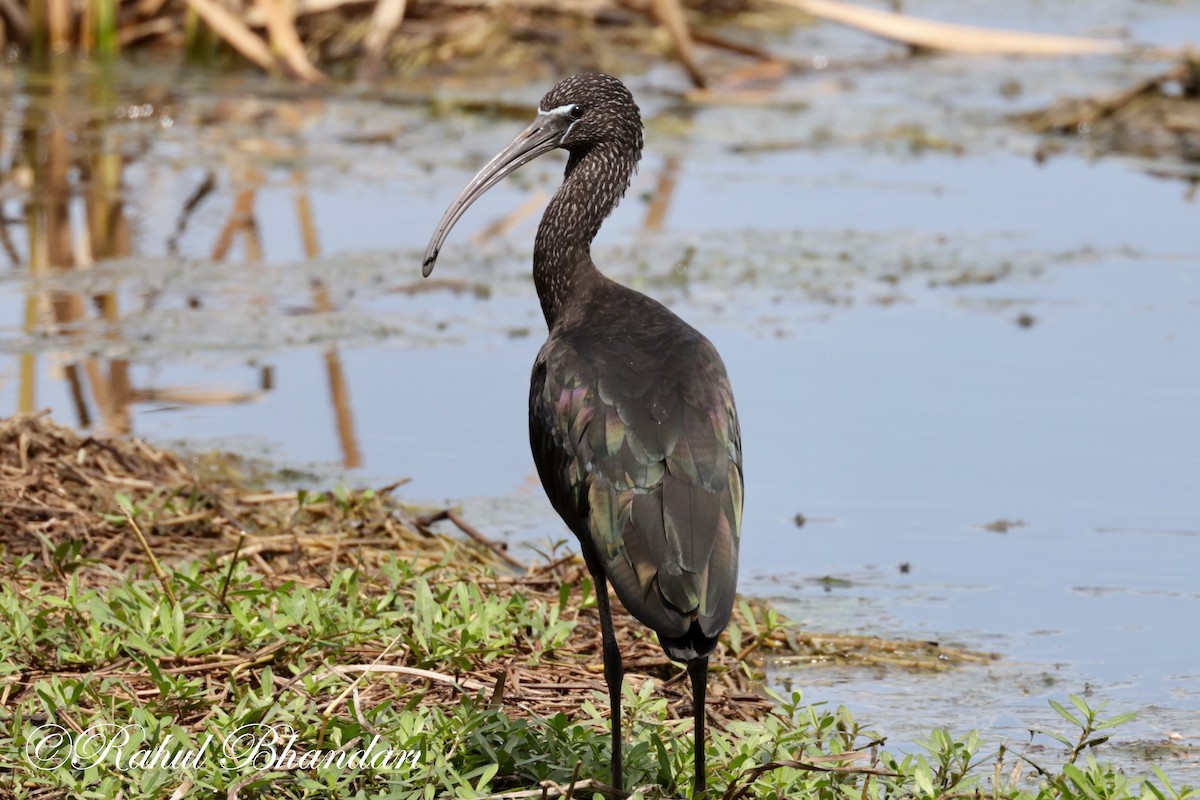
[{"left": 533, "top": 143, "right": 635, "bottom": 328}]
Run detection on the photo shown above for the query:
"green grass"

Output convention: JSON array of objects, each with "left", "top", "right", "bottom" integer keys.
[{"left": 0, "top": 548, "right": 1195, "bottom": 800}]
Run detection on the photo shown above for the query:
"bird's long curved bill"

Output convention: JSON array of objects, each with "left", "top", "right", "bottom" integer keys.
[{"left": 422, "top": 114, "right": 568, "bottom": 277}]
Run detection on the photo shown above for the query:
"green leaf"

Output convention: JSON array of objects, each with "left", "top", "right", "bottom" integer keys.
[
  {"left": 1050, "top": 698, "right": 1083, "bottom": 728},
  {"left": 1069, "top": 693, "right": 1098, "bottom": 720},
  {"left": 474, "top": 762, "right": 498, "bottom": 792}
]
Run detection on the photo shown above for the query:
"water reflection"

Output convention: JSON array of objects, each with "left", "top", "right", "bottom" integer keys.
[
  {"left": 5, "top": 64, "right": 362, "bottom": 467},
  {"left": 297, "top": 170, "right": 363, "bottom": 469},
  {"left": 16, "top": 62, "right": 131, "bottom": 431}
]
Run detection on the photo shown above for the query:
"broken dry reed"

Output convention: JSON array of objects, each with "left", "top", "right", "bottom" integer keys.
[
  {"left": 121, "top": 500, "right": 179, "bottom": 606},
  {"left": 0, "top": 410, "right": 463, "bottom": 571},
  {"left": 1016, "top": 55, "right": 1200, "bottom": 164}
]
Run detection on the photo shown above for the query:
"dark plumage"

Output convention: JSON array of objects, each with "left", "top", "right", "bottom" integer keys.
[{"left": 423, "top": 72, "right": 743, "bottom": 799}]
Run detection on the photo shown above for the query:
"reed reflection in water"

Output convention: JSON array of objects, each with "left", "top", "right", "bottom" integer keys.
[{"left": 3, "top": 64, "right": 362, "bottom": 467}]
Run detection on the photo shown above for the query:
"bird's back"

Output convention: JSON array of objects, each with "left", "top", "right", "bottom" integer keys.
[{"left": 529, "top": 279, "right": 743, "bottom": 661}]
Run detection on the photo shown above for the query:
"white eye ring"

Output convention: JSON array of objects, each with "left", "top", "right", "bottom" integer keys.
[{"left": 541, "top": 103, "right": 584, "bottom": 120}]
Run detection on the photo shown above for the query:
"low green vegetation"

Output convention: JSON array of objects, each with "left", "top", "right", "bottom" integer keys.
[
  {"left": 2, "top": 540, "right": 1195, "bottom": 799},
  {"left": 0, "top": 416, "right": 1193, "bottom": 799}
]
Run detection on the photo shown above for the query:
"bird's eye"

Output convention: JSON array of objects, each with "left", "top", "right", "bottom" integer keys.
[{"left": 568, "top": 104, "right": 585, "bottom": 120}]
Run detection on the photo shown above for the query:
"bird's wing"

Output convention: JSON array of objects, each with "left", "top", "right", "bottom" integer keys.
[{"left": 530, "top": 331, "right": 742, "bottom": 641}]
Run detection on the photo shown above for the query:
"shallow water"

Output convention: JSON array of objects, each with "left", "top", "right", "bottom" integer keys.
[{"left": 2, "top": 0, "right": 1199, "bottom": 780}]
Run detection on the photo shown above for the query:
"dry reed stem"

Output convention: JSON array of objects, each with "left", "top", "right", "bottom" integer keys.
[
  {"left": 0, "top": 0, "right": 30, "bottom": 40},
  {"left": 415, "top": 507, "right": 526, "bottom": 570},
  {"left": 358, "top": 0, "right": 407, "bottom": 81},
  {"left": 183, "top": 0, "right": 277, "bottom": 71},
  {"left": 256, "top": 0, "right": 328, "bottom": 82},
  {"left": 775, "top": 0, "right": 1128, "bottom": 56},
  {"left": 650, "top": 0, "right": 706, "bottom": 88},
  {"left": 481, "top": 778, "right": 620, "bottom": 799},
  {"left": 121, "top": 502, "right": 179, "bottom": 605},
  {"left": 47, "top": 0, "right": 69, "bottom": 50}
]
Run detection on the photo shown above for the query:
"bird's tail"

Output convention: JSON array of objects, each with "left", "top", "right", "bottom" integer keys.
[{"left": 658, "top": 619, "right": 719, "bottom": 663}]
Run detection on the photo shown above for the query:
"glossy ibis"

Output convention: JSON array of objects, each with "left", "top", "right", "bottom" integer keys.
[{"left": 423, "top": 72, "right": 742, "bottom": 798}]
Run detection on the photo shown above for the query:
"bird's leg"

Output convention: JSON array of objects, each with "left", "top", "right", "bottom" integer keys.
[
  {"left": 594, "top": 571, "right": 625, "bottom": 792},
  {"left": 688, "top": 656, "right": 709, "bottom": 799}
]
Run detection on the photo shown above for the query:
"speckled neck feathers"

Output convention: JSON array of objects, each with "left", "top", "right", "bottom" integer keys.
[{"left": 533, "top": 85, "right": 643, "bottom": 329}]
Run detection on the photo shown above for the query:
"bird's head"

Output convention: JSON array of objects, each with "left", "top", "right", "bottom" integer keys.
[
  {"left": 422, "top": 72, "right": 642, "bottom": 277},
  {"left": 537, "top": 72, "right": 644, "bottom": 156}
]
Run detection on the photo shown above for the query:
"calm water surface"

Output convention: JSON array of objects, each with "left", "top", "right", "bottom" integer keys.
[{"left": 1, "top": 0, "right": 1198, "bottom": 779}]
